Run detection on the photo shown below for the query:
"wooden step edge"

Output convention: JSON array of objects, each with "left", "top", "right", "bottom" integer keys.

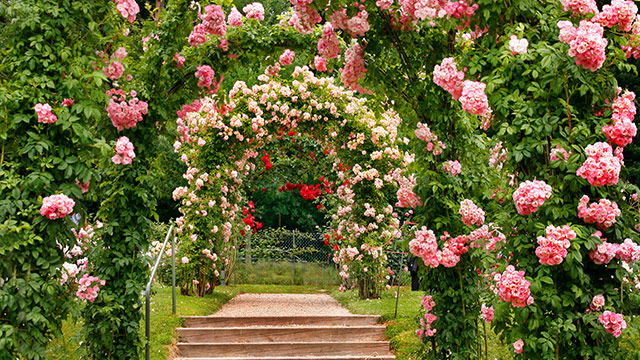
[
  {"left": 177, "top": 325, "right": 387, "bottom": 331},
  {"left": 173, "top": 357, "right": 396, "bottom": 360},
  {"left": 172, "top": 357, "right": 396, "bottom": 360},
  {"left": 177, "top": 341, "right": 392, "bottom": 345},
  {"left": 181, "top": 315, "right": 382, "bottom": 319}
]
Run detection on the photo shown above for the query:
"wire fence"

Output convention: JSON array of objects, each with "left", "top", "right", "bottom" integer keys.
[{"left": 237, "top": 228, "right": 333, "bottom": 264}]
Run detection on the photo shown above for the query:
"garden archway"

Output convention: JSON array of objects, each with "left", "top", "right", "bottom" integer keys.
[{"left": 172, "top": 64, "right": 418, "bottom": 298}]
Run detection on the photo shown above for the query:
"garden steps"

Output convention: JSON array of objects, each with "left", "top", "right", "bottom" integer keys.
[
  {"left": 177, "top": 325, "right": 387, "bottom": 343},
  {"left": 181, "top": 315, "right": 382, "bottom": 327},
  {"left": 176, "top": 315, "right": 395, "bottom": 359}
]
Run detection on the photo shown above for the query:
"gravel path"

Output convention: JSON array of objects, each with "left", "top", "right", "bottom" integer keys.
[{"left": 210, "top": 293, "right": 353, "bottom": 317}]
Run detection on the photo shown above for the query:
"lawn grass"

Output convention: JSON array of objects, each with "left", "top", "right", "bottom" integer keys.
[
  {"left": 232, "top": 261, "right": 339, "bottom": 287},
  {"left": 331, "top": 287, "right": 514, "bottom": 360}
]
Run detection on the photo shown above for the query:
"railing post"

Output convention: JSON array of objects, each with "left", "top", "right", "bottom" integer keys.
[
  {"left": 172, "top": 232, "right": 176, "bottom": 315},
  {"left": 144, "top": 224, "right": 175, "bottom": 360},
  {"left": 145, "top": 288, "right": 151, "bottom": 360}
]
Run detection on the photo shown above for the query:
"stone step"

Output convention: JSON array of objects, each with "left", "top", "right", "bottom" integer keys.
[
  {"left": 177, "top": 326, "right": 387, "bottom": 343},
  {"left": 182, "top": 315, "right": 382, "bottom": 328},
  {"left": 173, "top": 357, "right": 395, "bottom": 360},
  {"left": 176, "top": 342, "right": 393, "bottom": 358}
]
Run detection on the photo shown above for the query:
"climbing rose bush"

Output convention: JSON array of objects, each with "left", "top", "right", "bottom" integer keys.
[{"left": 40, "top": 194, "right": 75, "bottom": 220}]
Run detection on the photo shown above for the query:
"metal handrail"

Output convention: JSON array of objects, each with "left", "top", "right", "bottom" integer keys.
[{"left": 144, "top": 224, "right": 177, "bottom": 360}]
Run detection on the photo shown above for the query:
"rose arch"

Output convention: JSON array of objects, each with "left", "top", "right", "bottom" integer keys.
[{"left": 172, "top": 64, "right": 418, "bottom": 298}]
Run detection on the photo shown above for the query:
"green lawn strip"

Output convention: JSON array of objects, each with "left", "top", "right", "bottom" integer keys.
[{"left": 330, "top": 287, "right": 516, "bottom": 360}]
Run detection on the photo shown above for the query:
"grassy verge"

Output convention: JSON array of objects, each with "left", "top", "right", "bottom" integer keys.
[
  {"left": 232, "top": 261, "right": 339, "bottom": 287},
  {"left": 331, "top": 287, "right": 513, "bottom": 360},
  {"left": 46, "top": 283, "right": 327, "bottom": 360}
]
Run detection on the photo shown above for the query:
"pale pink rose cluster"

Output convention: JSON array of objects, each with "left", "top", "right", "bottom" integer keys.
[
  {"left": 433, "top": 58, "right": 492, "bottom": 116},
  {"left": 289, "top": 1, "right": 322, "bottom": 34},
  {"left": 409, "top": 227, "right": 439, "bottom": 268},
  {"left": 512, "top": 339, "right": 524, "bottom": 354},
  {"left": 480, "top": 303, "right": 494, "bottom": 322},
  {"left": 113, "top": 0, "right": 139, "bottom": 23},
  {"left": 102, "top": 47, "right": 127, "bottom": 80},
  {"left": 602, "top": 89, "right": 637, "bottom": 147},
  {"left": 468, "top": 225, "right": 506, "bottom": 251},
  {"left": 599, "top": 311, "right": 627, "bottom": 337},
  {"left": 227, "top": 7, "right": 243, "bottom": 27},
  {"left": 557, "top": 20, "right": 608, "bottom": 71},
  {"left": 593, "top": 0, "right": 638, "bottom": 32},
  {"left": 489, "top": 141, "right": 508, "bottom": 170},
  {"left": 396, "top": 175, "right": 422, "bottom": 208},
  {"left": 459, "top": 80, "right": 490, "bottom": 115},
  {"left": 550, "top": 145, "right": 570, "bottom": 162},
  {"left": 577, "top": 195, "right": 621, "bottom": 229},
  {"left": 60, "top": 262, "right": 80, "bottom": 285},
  {"left": 494, "top": 265, "right": 534, "bottom": 307},
  {"left": 560, "top": 0, "right": 598, "bottom": 16},
  {"left": 618, "top": 238, "right": 640, "bottom": 263},
  {"left": 279, "top": 49, "right": 295, "bottom": 66},
  {"left": 76, "top": 273, "right": 105, "bottom": 302},
  {"left": 588, "top": 294, "right": 605, "bottom": 312},
  {"left": 512, "top": 180, "right": 552, "bottom": 215},
  {"left": 535, "top": 224, "right": 576, "bottom": 266},
  {"left": 35, "top": 103, "right": 57, "bottom": 124},
  {"left": 41, "top": 194, "right": 75, "bottom": 220},
  {"left": 189, "top": 3, "right": 238, "bottom": 48},
  {"left": 433, "top": 57, "right": 465, "bottom": 100},
  {"left": 589, "top": 231, "right": 620, "bottom": 264},
  {"left": 105, "top": 89, "right": 148, "bottom": 130},
  {"left": 508, "top": 35, "right": 529, "bottom": 54},
  {"left": 174, "top": 52, "right": 185, "bottom": 68},
  {"left": 415, "top": 122, "right": 446, "bottom": 155},
  {"left": 421, "top": 295, "right": 436, "bottom": 311},
  {"left": 589, "top": 231, "right": 640, "bottom": 264},
  {"left": 416, "top": 295, "right": 437, "bottom": 339},
  {"left": 195, "top": 65, "right": 215, "bottom": 88},
  {"left": 622, "top": 15, "right": 640, "bottom": 58},
  {"left": 112, "top": 136, "right": 135, "bottom": 165},
  {"left": 243, "top": 2, "right": 265, "bottom": 21},
  {"left": 459, "top": 199, "right": 485, "bottom": 226},
  {"left": 576, "top": 142, "right": 621, "bottom": 186},
  {"left": 314, "top": 56, "right": 328, "bottom": 71},
  {"left": 340, "top": 42, "right": 371, "bottom": 94},
  {"left": 443, "top": 160, "right": 461, "bottom": 176},
  {"left": 317, "top": 22, "right": 341, "bottom": 59},
  {"left": 201, "top": 4, "right": 227, "bottom": 37}
]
